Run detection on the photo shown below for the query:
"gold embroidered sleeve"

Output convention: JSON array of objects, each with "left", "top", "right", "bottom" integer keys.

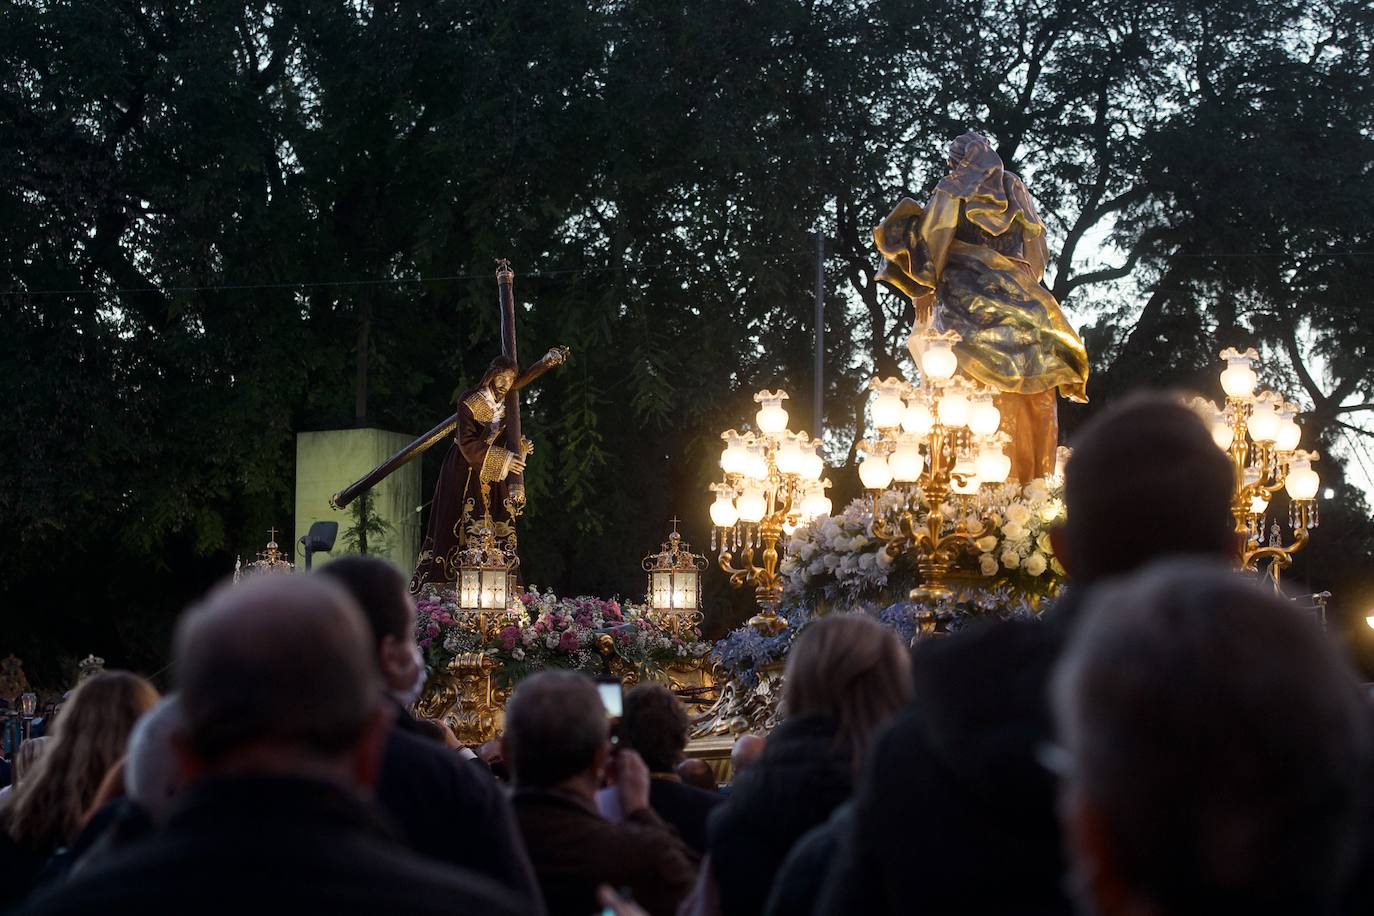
[{"left": 479, "top": 446, "right": 515, "bottom": 483}]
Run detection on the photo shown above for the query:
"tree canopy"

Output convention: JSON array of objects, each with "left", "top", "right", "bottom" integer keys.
[{"left": 4, "top": 0, "right": 1373, "bottom": 683}]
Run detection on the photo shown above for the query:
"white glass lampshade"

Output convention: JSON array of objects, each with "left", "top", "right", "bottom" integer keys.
[
  {"left": 975, "top": 443, "right": 1012, "bottom": 484},
  {"left": 710, "top": 492, "right": 739, "bottom": 528},
  {"left": 1249, "top": 495, "right": 1269, "bottom": 515},
  {"left": 1220, "top": 352, "right": 1258, "bottom": 399},
  {"left": 858, "top": 455, "right": 893, "bottom": 490},
  {"left": 922, "top": 340, "right": 958, "bottom": 381},
  {"left": 775, "top": 435, "right": 803, "bottom": 475},
  {"left": 798, "top": 446, "right": 824, "bottom": 481},
  {"left": 801, "top": 486, "right": 832, "bottom": 520},
  {"left": 937, "top": 389, "right": 970, "bottom": 427},
  {"left": 744, "top": 447, "right": 769, "bottom": 480},
  {"left": 1247, "top": 395, "right": 1280, "bottom": 443},
  {"left": 736, "top": 487, "right": 767, "bottom": 523},
  {"left": 889, "top": 436, "right": 923, "bottom": 483},
  {"left": 1211, "top": 418, "right": 1235, "bottom": 451},
  {"left": 720, "top": 432, "right": 749, "bottom": 474},
  {"left": 1284, "top": 454, "right": 1320, "bottom": 500},
  {"left": 950, "top": 456, "right": 980, "bottom": 495},
  {"left": 872, "top": 389, "right": 904, "bottom": 430},
  {"left": 755, "top": 390, "right": 790, "bottom": 433},
  {"left": 1275, "top": 409, "right": 1302, "bottom": 452},
  {"left": 968, "top": 396, "right": 1001, "bottom": 436},
  {"left": 902, "top": 399, "right": 935, "bottom": 436}
]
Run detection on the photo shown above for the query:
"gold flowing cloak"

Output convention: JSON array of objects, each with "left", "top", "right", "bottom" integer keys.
[{"left": 874, "top": 153, "right": 1089, "bottom": 403}]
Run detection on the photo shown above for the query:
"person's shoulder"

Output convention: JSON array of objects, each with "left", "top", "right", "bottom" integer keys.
[
  {"left": 913, "top": 615, "right": 1062, "bottom": 695},
  {"left": 383, "top": 726, "right": 499, "bottom": 800},
  {"left": 364, "top": 841, "right": 527, "bottom": 915},
  {"left": 651, "top": 779, "right": 722, "bottom": 810}
]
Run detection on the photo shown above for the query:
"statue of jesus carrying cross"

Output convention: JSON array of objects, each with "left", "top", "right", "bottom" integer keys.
[{"left": 330, "top": 259, "right": 570, "bottom": 594}]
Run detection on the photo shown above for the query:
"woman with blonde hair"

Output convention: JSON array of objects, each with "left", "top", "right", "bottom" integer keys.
[
  {"left": 0, "top": 671, "right": 158, "bottom": 907},
  {"left": 706, "top": 614, "right": 912, "bottom": 916}
]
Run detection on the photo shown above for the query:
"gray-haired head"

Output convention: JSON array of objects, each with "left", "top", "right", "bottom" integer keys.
[
  {"left": 1051, "top": 559, "right": 1371, "bottom": 914},
  {"left": 173, "top": 574, "right": 381, "bottom": 766},
  {"left": 124, "top": 695, "right": 184, "bottom": 822},
  {"left": 503, "top": 671, "right": 608, "bottom": 789}
]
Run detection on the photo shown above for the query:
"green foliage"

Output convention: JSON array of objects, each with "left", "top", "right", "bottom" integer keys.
[
  {"left": 340, "top": 492, "right": 394, "bottom": 556},
  {"left": 2, "top": 0, "right": 1373, "bottom": 683}
]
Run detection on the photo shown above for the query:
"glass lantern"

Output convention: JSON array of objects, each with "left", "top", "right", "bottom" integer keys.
[
  {"left": 456, "top": 524, "right": 516, "bottom": 613},
  {"left": 642, "top": 523, "right": 707, "bottom": 636}
]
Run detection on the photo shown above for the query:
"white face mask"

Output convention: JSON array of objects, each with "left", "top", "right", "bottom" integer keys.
[{"left": 389, "top": 643, "right": 427, "bottom": 708}]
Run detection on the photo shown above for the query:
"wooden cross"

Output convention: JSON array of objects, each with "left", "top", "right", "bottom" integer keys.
[{"left": 495, "top": 259, "right": 523, "bottom": 489}]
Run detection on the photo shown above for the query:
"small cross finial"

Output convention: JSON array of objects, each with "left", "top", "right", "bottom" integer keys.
[
  {"left": 669, "top": 516, "right": 681, "bottom": 534},
  {"left": 268, "top": 526, "right": 278, "bottom": 544}
]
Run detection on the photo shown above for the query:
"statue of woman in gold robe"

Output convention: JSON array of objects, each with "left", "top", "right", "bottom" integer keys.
[{"left": 874, "top": 131, "right": 1089, "bottom": 482}]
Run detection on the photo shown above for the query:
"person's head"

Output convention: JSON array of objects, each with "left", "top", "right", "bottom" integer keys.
[
  {"left": 730, "top": 733, "right": 766, "bottom": 777},
  {"left": 676, "top": 757, "right": 717, "bottom": 792},
  {"left": 10, "top": 737, "right": 50, "bottom": 787},
  {"left": 783, "top": 614, "right": 913, "bottom": 767},
  {"left": 1055, "top": 393, "right": 1234, "bottom": 584},
  {"left": 478, "top": 355, "right": 519, "bottom": 400},
  {"left": 123, "top": 696, "right": 184, "bottom": 823},
  {"left": 621, "top": 683, "right": 689, "bottom": 774},
  {"left": 315, "top": 556, "right": 423, "bottom": 698},
  {"left": 171, "top": 575, "right": 388, "bottom": 789},
  {"left": 1051, "top": 560, "right": 1372, "bottom": 916},
  {"left": 503, "top": 671, "right": 609, "bottom": 792},
  {"left": 478, "top": 739, "right": 509, "bottom": 782},
  {"left": 3, "top": 672, "right": 158, "bottom": 849}
]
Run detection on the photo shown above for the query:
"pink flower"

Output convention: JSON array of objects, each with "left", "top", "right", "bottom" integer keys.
[
  {"left": 499, "top": 625, "right": 520, "bottom": 651},
  {"left": 558, "top": 630, "right": 581, "bottom": 652}
]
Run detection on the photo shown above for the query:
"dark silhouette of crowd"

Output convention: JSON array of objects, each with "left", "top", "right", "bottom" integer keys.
[{"left": 2, "top": 392, "right": 1372, "bottom": 916}]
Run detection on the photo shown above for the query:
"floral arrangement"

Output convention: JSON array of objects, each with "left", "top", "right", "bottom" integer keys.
[
  {"left": 780, "top": 477, "right": 1067, "bottom": 608},
  {"left": 711, "top": 588, "right": 1046, "bottom": 689},
  {"left": 417, "top": 587, "right": 711, "bottom": 687}
]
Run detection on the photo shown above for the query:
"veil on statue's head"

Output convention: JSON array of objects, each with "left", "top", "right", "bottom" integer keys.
[{"left": 939, "top": 131, "right": 1047, "bottom": 256}]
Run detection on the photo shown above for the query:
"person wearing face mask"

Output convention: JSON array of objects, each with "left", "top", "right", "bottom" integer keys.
[{"left": 318, "top": 556, "right": 546, "bottom": 914}]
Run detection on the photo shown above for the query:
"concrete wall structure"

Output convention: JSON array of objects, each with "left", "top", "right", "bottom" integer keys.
[{"left": 295, "top": 428, "right": 422, "bottom": 574}]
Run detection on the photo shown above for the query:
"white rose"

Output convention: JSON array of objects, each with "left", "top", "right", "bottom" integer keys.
[
  {"left": 545, "top": 633, "right": 560, "bottom": 649},
  {"left": 1037, "top": 532, "right": 1054, "bottom": 555},
  {"left": 1024, "top": 479, "right": 1049, "bottom": 503},
  {"left": 799, "top": 542, "right": 818, "bottom": 562},
  {"left": 858, "top": 553, "right": 875, "bottom": 571},
  {"left": 850, "top": 535, "right": 869, "bottom": 550},
  {"left": 1001, "top": 549, "right": 1021, "bottom": 569},
  {"left": 979, "top": 553, "right": 999, "bottom": 576},
  {"left": 512, "top": 648, "right": 525, "bottom": 660},
  {"left": 1024, "top": 552, "right": 1048, "bottom": 576},
  {"left": 1002, "top": 521, "right": 1027, "bottom": 541},
  {"left": 808, "top": 559, "right": 827, "bottom": 576},
  {"left": 1040, "top": 499, "right": 1064, "bottom": 523},
  {"left": 780, "top": 556, "right": 800, "bottom": 577},
  {"left": 1051, "top": 557, "right": 1066, "bottom": 576},
  {"left": 1006, "top": 503, "right": 1031, "bottom": 526},
  {"left": 876, "top": 549, "right": 894, "bottom": 568},
  {"left": 975, "top": 535, "right": 998, "bottom": 553}
]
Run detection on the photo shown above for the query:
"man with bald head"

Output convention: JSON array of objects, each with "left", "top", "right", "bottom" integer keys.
[
  {"left": 818, "top": 393, "right": 1239, "bottom": 916},
  {"left": 23, "top": 575, "right": 523, "bottom": 916}
]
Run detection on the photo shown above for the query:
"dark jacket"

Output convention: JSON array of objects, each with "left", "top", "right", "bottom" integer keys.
[
  {"left": 18, "top": 776, "right": 526, "bottom": 916},
  {"left": 816, "top": 590, "right": 1087, "bottom": 916},
  {"left": 378, "top": 710, "right": 545, "bottom": 913},
  {"left": 511, "top": 787, "right": 695, "bottom": 916},
  {"left": 707, "top": 715, "right": 854, "bottom": 916},
  {"left": 647, "top": 775, "right": 721, "bottom": 857},
  {"left": 763, "top": 803, "right": 851, "bottom": 916}
]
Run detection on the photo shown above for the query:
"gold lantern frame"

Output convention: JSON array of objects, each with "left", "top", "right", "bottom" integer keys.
[{"left": 643, "top": 522, "right": 708, "bottom": 637}]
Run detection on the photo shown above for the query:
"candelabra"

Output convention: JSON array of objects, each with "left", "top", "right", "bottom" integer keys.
[
  {"left": 708, "top": 390, "right": 832, "bottom": 633},
  {"left": 857, "top": 329, "right": 1017, "bottom": 599},
  {"left": 1191, "top": 347, "right": 1320, "bottom": 584}
]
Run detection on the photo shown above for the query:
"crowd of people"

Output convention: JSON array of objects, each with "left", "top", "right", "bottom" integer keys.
[{"left": 2, "top": 391, "right": 1372, "bottom": 915}]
